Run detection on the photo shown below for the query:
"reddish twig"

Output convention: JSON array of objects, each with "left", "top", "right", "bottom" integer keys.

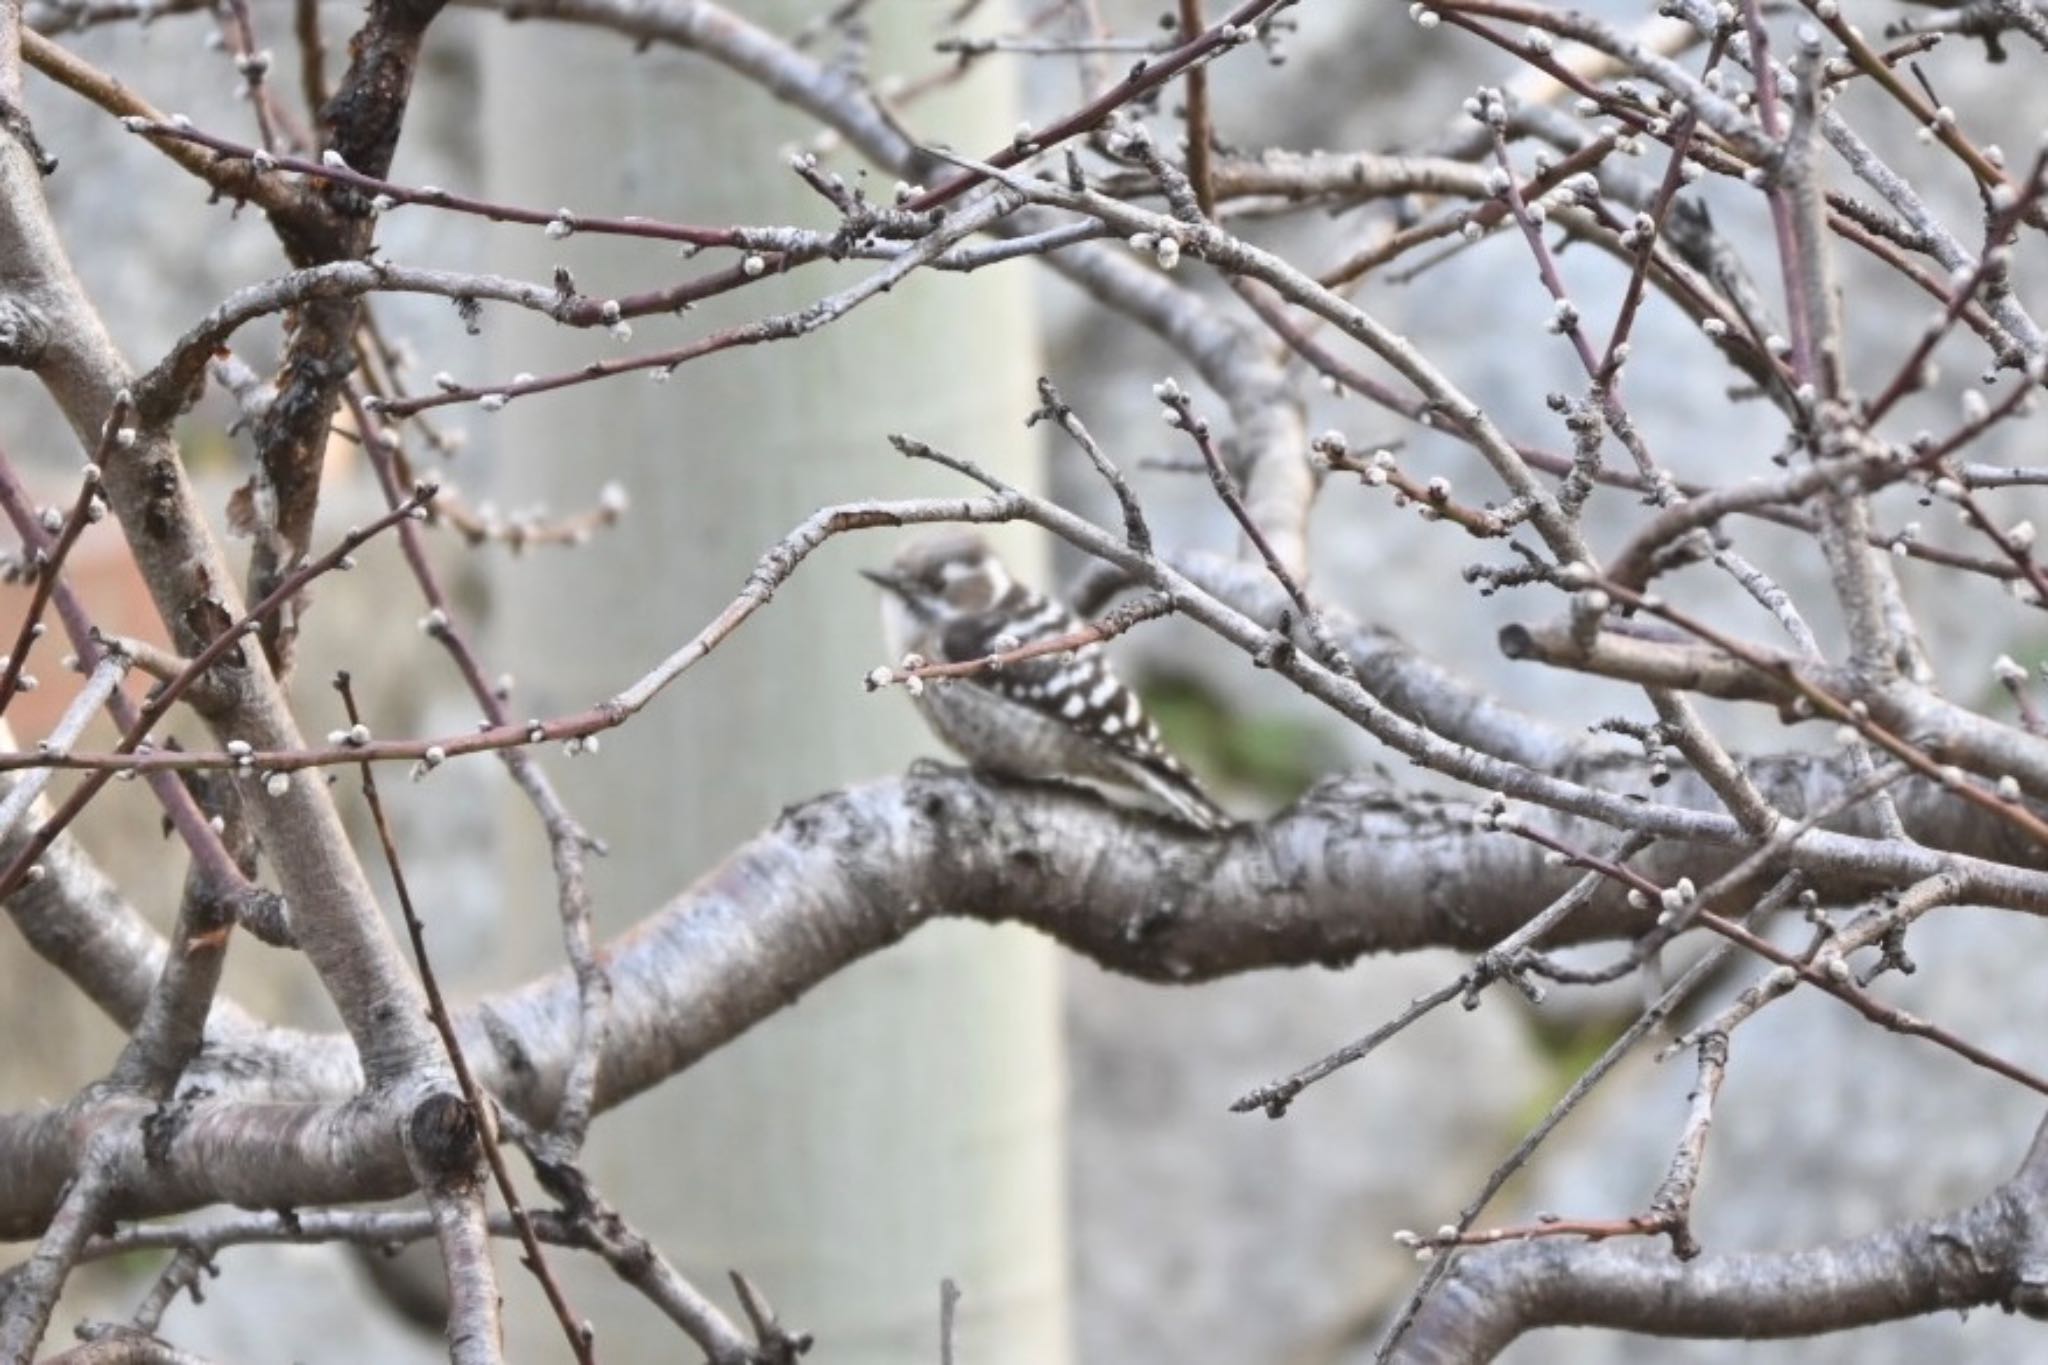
[
  {"left": 0, "top": 487, "right": 435, "bottom": 903},
  {"left": 1176, "top": 0, "right": 1216, "bottom": 218},
  {"left": 130, "top": 119, "right": 742, "bottom": 247},
  {"left": 0, "top": 459, "right": 103, "bottom": 717},
  {"left": 336, "top": 674, "right": 595, "bottom": 1365},
  {"left": 865, "top": 592, "right": 1173, "bottom": 689},
  {"left": 0, "top": 446, "right": 249, "bottom": 896},
  {"left": 901, "top": 0, "right": 1287, "bottom": 212},
  {"left": 1862, "top": 148, "right": 2048, "bottom": 425}
]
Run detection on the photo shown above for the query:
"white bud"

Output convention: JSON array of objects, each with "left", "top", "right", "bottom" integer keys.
[{"left": 265, "top": 771, "right": 291, "bottom": 798}]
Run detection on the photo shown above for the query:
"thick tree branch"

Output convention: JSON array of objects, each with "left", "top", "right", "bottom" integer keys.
[
  {"left": 2, "top": 751, "right": 2037, "bottom": 1240},
  {"left": 1398, "top": 1114, "right": 2048, "bottom": 1362}
]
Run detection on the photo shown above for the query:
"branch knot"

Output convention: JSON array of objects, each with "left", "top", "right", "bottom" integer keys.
[{"left": 0, "top": 299, "right": 53, "bottom": 369}]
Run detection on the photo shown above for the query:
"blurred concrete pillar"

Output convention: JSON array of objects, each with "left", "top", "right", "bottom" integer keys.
[{"left": 478, "top": 8, "right": 1067, "bottom": 1361}]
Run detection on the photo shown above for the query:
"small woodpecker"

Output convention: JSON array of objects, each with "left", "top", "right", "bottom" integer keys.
[{"left": 863, "top": 530, "right": 1229, "bottom": 831}]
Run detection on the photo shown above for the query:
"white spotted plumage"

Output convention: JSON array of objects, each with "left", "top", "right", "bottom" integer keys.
[{"left": 865, "top": 530, "right": 1229, "bottom": 831}]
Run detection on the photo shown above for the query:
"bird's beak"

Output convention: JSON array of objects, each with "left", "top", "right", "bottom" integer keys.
[
  {"left": 862, "top": 566, "right": 940, "bottom": 622},
  {"left": 860, "top": 566, "right": 909, "bottom": 597}
]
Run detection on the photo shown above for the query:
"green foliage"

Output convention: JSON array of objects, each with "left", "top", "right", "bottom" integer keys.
[
  {"left": 1511, "top": 1004, "right": 1637, "bottom": 1133},
  {"left": 1141, "top": 674, "right": 1337, "bottom": 803},
  {"left": 175, "top": 419, "right": 240, "bottom": 473}
]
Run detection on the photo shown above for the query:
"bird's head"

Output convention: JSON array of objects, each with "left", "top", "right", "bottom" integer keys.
[{"left": 861, "top": 530, "right": 1016, "bottom": 630}]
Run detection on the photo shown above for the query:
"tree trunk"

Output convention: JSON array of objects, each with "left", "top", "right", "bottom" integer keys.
[{"left": 480, "top": 12, "right": 1068, "bottom": 1360}]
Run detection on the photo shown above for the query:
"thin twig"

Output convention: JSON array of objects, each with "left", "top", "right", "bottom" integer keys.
[
  {"left": 0, "top": 487, "right": 437, "bottom": 905},
  {"left": 335, "top": 674, "right": 594, "bottom": 1365},
  {"left": 1176, "top": 0, "right": 1215, "bottom": 218},
  {"left": 1371, "top": 876, "right": 1803, "bottom": 1362},
  {"left": 0, "top": 430, "right": 112, "bottom": 715}
]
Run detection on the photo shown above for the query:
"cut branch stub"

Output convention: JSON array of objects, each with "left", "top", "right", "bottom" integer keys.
[{"left": 406, "top": 1091, "right": 484, "bottom": 1193}]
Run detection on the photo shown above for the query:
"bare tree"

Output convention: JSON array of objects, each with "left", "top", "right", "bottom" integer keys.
[{"left": 3, "top": 0, "right": 2048, "bottom": 1360}]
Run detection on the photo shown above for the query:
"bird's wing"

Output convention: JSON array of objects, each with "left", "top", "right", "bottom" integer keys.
[{"left": 937, "top": 594, "right": 1229, "bottom": 828}]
